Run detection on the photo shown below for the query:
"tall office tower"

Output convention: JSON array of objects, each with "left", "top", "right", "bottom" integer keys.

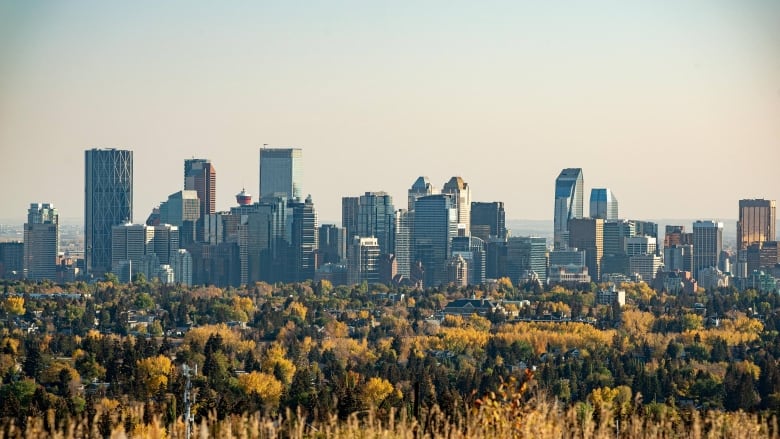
[
  {"left": 259, "top": 147, "right": 302, "bottom": 200},
  {"left": 693, "top": 220, "right": 723, "bottom": 276},
  {"left": 506, "top": 236, "right": 547, "bottom": 285},
  {"left": 357, "top": 192, "right": 396, "bottom": 255},
  {"left": 111, "top": 223, "right": 152, "bottom": 282},
  {"left": 184, "top": 159, "right": 216, "bottom": 216},
  {"left": 408, "top": 176, "right": 436, "bottom": 211},
  {"left": 413, "top": 194, "right": 458, "bottom": 287},
  {"left": 187, "top": 242, "right": 241, "bottom": 287},
  {"left": 625, "top": 236, "right": 657, "bottom": 257},
  {"left": 452, "top": 236, "right": 486, "bottom": 285},
  {"left": 149, "top": 224, "right": 180, "bottom": 265},
  {"left": 634, "top": 220, "right": 660, "bottom": 255},
  {"left": 342, "top": 196, "right": 360, "bottom": 240},
  {"left": 394, "top": 209, "right": 414, "bottom": 277},
  {"left": 470, "top": 201, "right": 507, "bottom": 241},
  {"left": 291, "top": 195, "right": 319, "bottom": 282},
  {"left": 664, "top": 245, "right": 693, "bottom": 272},
  {"left": 603, "top": 220, "right": 635, "bottom": 256},
  {"left": 319, "top": 224, "right": 346, "bottom": 264},
  {"left": 629, "top": 254, "right": 663, "bottom": 282},
  {"left": 737, "top": 199, "right": 776, "bottom": 250},
  {"left": 23, "top": 203, "right": 59, "bottom": 281},
  {"left": 171, "top": 249, "right": 193, "bottom": 286},
  {"left": 159, "top": 190, "right": 200, "bottom": 245},
  {"left": 233, "top": 197, "right": 284, "bottom": 284},
  {"left": 746, "top": 242, "right": 780, "bottom": 273},
  {"left": 347, "top": 236, "right": 380, "bottom": 285},
  {"left": 447, "top": 254, "right": 469, "bottom": 287},
  {"left": 553, "top": 168, "right": 584, "bottom": 249},
  {"left": 442, "top": 177, "right": 472, "bottom": 235},
  {"left": 589, "top": 188, "right": 618, "bottom": 220},
  {"left": 85, "top": 148, "right": 133, "bottom": 276},
  {"left": 485, "top": 238, "right": 508, "bottom": 280},
  {"left": 568, "top": 217, "right": 604, "bottom": 281},
  {"left": 0, "top": 242, "right": 24, "bottom": 279}
]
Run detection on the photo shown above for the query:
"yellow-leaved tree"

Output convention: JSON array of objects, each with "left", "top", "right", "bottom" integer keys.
[
  {"left": 362, "top": 377, "right": 395, "bottom": 408},
  {"left": 238, "top": 371, "right": 283, "bottom": 408},
  {"left": 137, "top": 355, "right": 173, "bottom": 397},
  {"left": 262, "top": 343, "right": 296, "bottom": 386},
  {"left": 2, "top": 297, "right": 25, "bottom": 316}
]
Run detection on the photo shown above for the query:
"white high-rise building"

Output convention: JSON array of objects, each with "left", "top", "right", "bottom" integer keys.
[
  {"left": 172, "top": 249, "right": 193, "bottom": 286},
  {"left": 395, "top": 209, "right": 413, "bottom": 277},
  {"left": 24, "top": 203, "right": 59, "bottom": 281},
  {"left": 442, "top": 177, "right": 472, "bottom": 236}
]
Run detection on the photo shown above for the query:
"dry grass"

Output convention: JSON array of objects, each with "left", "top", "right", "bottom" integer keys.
[{"left": 1, "top": 396, "right": 777, "bottom": 439}]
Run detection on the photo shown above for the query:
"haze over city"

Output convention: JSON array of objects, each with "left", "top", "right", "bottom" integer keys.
[{"left": 1, "top": 1, "right": 778, "bottom": 223}]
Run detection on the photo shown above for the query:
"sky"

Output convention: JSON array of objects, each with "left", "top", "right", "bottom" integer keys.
[{"left": 0, "top": 1, "right": 778, "bottom": 224}]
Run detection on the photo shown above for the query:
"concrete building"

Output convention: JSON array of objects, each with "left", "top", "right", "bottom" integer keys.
[
  {"left": 355, "top": 192, "right": 395, "bottom": 255},
  {"left": 625, "top": 236, "right": 657, "bottom": 257},
  {"left": 452, "top": 236, "right": 486, "bottom": 285},
  {"left": 159, "top": 190, "right": 200, "bottom": 245},
  {"left": 597, "top": 285, "right": 626, "bottom": 307},
  {"left": 85, "top": 148, "right": 133, "bottom": 276},
  {"left": 348, "top": 236, "right": 380, "bottom": 285},
  {"left": 111, "top": 223, "right": 152, "bottom": 282},
  {"left": 553, "top": 168, "right": 584, "bottom": 249},
  {"left": 664, "top": 245, "right": 694, "bottom": 272},
  {"left": 24, "top": 203, "right": 59, "bottom": 281},
  {"left": 693, "top": 220, "right": 724, "bottom": 275},
  {"left": 171, "top": 249, "right": 193, "bottom": 286},
  {"left": 319, "top": 224, "right": 347, "bottom": 264},
  {"left": 568, "top": 217, "right": 604, "bottom": 281},
  {"left": 442, "top": 177, "right": 472, "bottom": 236},
  {"left": 408, "top": 176, "right": 436, "bottom": 211},
  {"left": 394, "top": 209, "right": 413, "bottom": 277},
  {"left": 447, "top": 254, "right": 469, "bottom": 287},
  {"left": 629, "top": 254, "right": 663, "bottom": 282}
]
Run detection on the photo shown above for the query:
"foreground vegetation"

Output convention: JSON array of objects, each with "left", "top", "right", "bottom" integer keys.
[{"left": 2, "top": 276, "right": 780, "bottom": 437}]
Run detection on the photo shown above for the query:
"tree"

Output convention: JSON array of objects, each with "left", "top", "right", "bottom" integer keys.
[
  {"left": 2, "top": 296, "right": 25, "bottom": 316},
  {"left": 238, "top": 371, "right": 283, "bottom": 409},
  {"left": 136, "top": 355, "right": 173, "bottom": 398},
  {"left": 362, "top": 377, "right": 395, "bottom": 409}
]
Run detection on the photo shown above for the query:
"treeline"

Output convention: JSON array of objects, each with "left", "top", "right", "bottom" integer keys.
[{"left": 2, "top": 277, "right": 780, "bottom": 435}]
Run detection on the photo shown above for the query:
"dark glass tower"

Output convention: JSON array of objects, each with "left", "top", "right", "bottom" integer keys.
[
  {"left": 553, "top": 168, "right": 584, "bottom": 250},
  {"left": 85, "top": 148, "right": 133, "bottom": 276},
  {"left": 413, "top": 194, "right": 458, "bottom": 287}
]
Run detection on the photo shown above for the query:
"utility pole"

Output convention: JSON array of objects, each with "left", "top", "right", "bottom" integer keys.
[{"left": 183, "top": 364, "right": 197, "bottom": 439}]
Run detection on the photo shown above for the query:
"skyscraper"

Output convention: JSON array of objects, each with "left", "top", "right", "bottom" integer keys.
[
  {"left": 290, "top": 195, "right": 319, "bottom": 282},
  {"left": 693, "top": 220, "right": 723, "bottom": 276},
  {"left": 394, "top": 209, "right": 414, "bottom": 277},
  {"left": 554, "top": 168, "right": 584, "bottom": 250},
  {"left": 85, "top": 148, "right": 133, "bottom": 276},
  {"left": 589, "top": 188, "right": 618, "bottom": 220},
  {"left": 506, "top": 236, "right": 547, "bottom": 285},
  {"left": 259, "top": 147, "right": 302, "bottom": 200},
  {"left": 413, "top": 194, "right": 458, "bottom": 287},
  {"left": 442, "top": 177, "right": 472, "bottom": 235},
  {"left": 568, "top": 217, "right": 604, "bottom": 281},
  {"left": 452, "top": 235, "right": 486, "bottom": 285},
  {"left": 470, "top": 201, "right": 507, "bottom": 241},
  {"left": 348, "top": 236, "right": 380, "bottom": 285},
  {"left": 319, "top": 224, "right": 347, "bottom": 264},
  {"left": 408, "top": 176, "right": 436, "bottom": 211},
  {"left": 111, "top": 223, "right": 152, "bottom": 282},
  {"left": 24, "top": 203, "right": 59, "bottom": 281},
  {"left": 184, "top": 159, "right": 216, "bottom": 216},
  {"left": 357, "top": 192, "right": 395, "bottom": 255},
  {"left": 737, "top": 199, "right": 776, "bottom": 250},
  {"left": 342, "top": 196, "right": 360, "bottom": 240}
]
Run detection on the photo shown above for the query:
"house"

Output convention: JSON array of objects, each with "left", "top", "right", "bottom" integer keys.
[{"left": 443, "top": 298, "right": 504, "bottom": 316}]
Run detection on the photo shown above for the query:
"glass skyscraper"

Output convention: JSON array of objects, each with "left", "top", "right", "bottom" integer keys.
[
  {"left": 85, "top": 148, "right": 133, "bottom": 276},
  {"left": 589, "top": 188, "right": 618, "bottom": 220},
  {"left": 413, "top": 194, "right": 458, "bottom": 287},
  {"left": 553, "top": 168, "right": 584, "bottom": 250},
  {"left": 259, "top": 147, "right": 302, "bottom": 200}
]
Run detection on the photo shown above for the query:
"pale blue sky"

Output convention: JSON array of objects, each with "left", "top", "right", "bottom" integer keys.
[{"left": 0, "top": 1, "right": 778, "bottom": 222}]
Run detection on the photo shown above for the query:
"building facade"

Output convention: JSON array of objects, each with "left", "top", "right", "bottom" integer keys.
[
  {"left": 568, "top": 217, "right": 604, "bottom": 281},
  {"left": 554, "top": 168, "right": 584, "bottom": 249},
  {"left": 413, "top": 194, "right": 458, "bottom": 287},
  {"left": 470, "top": 201, "right": 507, "bottom": 241},
  {"left": 589, "top": 188, "right": 618, "bottom": 220},
  {"left": 693, "top": 220, "right": 723, "bottom": 276},
  {"left": 24, "top": 203, "right": 59, "bottom": 281},
  {"left": 259, "top": 147, "right": 302, "bottom": 200},
  {"left": 737, "top": 199, "right": 776, "bottom": 250},
  {"left": 442, "top": 177, "right": 471, "bottom": 236},
  {"left": 85, "top": 148, "right": 133, "bottom": 276}
]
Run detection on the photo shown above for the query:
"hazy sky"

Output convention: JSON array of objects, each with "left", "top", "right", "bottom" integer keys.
[{"left": 1, "top": 1, "right": 778, "bottom": 223}]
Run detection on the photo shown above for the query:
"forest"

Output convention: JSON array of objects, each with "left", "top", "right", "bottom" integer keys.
[{"left": 1, "top": 276, "right": 780, "bottom": 438}]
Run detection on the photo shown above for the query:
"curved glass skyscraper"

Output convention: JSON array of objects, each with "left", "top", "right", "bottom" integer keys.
[
  {"left": 589, "top": 188, "right": 618, "bottom": 220},
  {"left": 553, "top": 168, "right": 583, "bottom": 250}
]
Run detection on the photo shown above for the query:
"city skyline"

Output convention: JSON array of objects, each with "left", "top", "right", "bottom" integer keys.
[{"left": 1, "top": 2, "right": 779, "bottom": 222}]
